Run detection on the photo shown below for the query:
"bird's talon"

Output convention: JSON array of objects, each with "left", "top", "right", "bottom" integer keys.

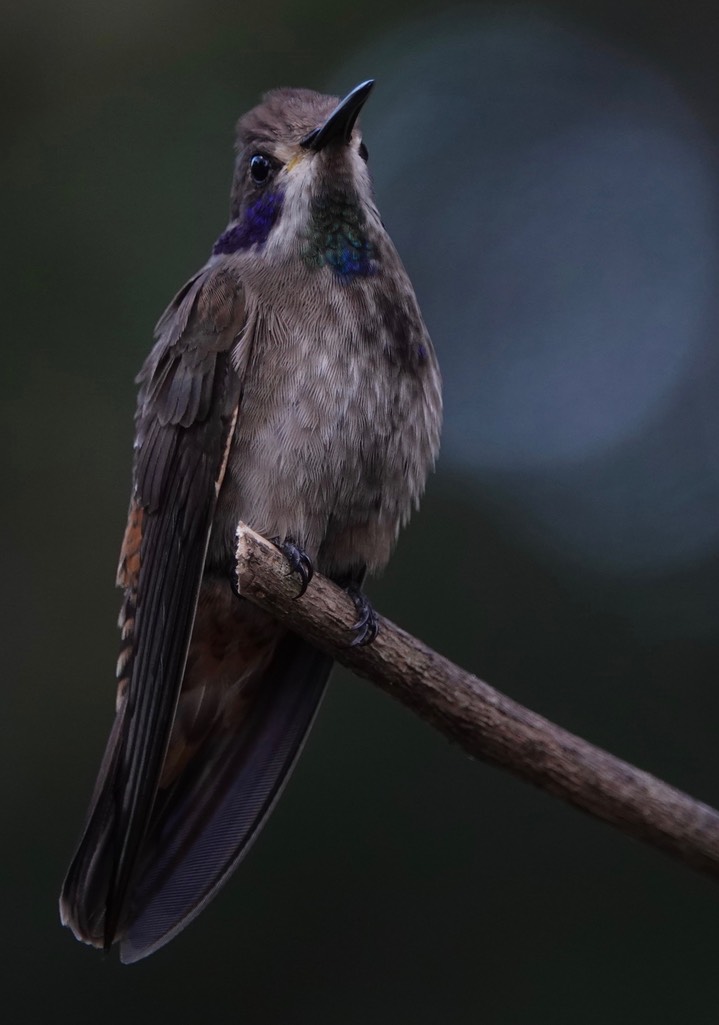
[
  {"left": 274, "top": 537, "right": 314, "bottom": 598},
  {"left": 346, "top": 585, "right": 378, "bottom": 646}
]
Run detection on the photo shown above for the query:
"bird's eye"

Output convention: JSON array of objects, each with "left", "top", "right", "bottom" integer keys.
[
  {"left": 249, "top": 153, "right": 272, "bottom": 185},
  {"left": 358, "top": 141, "right": 369, "bottom": 163}
]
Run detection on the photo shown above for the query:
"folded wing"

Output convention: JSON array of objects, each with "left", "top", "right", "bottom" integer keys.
[{"left": 60, "top": 267, "right": 245, "bottom": 947}]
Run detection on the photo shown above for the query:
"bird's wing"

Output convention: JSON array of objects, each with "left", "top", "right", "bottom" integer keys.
[{"left": 60, "top": 265, "right": 246, "bottom": 948}]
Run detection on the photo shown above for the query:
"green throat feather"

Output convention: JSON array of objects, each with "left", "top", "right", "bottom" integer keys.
[{"left": 302, "top": 187, "right": 377, "bottom": 279}]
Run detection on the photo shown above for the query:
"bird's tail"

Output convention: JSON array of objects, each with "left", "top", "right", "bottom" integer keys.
[{"left": 60, "top": 633, "right": 332, "bottom": 962}]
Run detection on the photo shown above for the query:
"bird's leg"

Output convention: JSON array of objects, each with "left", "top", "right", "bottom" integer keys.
[{"left": 271, "top": 536, "right": 314, "bottom": 598}]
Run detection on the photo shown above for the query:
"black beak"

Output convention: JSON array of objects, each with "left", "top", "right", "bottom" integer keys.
[{"left": 301, "top": 80, "right": 374, "bottom": 151}]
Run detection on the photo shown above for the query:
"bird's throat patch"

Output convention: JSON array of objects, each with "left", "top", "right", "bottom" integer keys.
[
  {"left": 302, "top": 187, "right": 376, "bottom": 280},
  {"left": 213, "top": 190, "right": 284, "bottom": 254}
]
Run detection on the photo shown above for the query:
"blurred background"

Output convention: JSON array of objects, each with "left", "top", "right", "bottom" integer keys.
[{"left": 3, "top": 0, "right": 719, "bottom": 1021}]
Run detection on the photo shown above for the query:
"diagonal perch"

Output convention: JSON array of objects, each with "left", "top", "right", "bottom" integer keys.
[{"left": 235, "top": 521, "right": 719, "bottom": 880}]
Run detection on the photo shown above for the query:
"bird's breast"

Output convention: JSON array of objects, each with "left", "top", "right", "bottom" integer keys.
[{"left": 210, "top": 274, "right": 440, "bottom": 574}]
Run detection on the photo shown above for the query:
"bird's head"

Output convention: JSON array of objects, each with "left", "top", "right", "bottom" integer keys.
[{"left": 215, "top": 81, "right": 379, "bottom": 280}]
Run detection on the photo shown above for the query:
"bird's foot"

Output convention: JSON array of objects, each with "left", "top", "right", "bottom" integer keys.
[
  {"left": 345, "top": 583, "right": 379, "bottom": 646},
  {"left": 272, "top": 537, "right": 314, "bottom": 598}
]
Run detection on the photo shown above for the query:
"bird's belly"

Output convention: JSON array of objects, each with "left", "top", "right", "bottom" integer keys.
[
  {"left": 210, "top": 362, "right": 399, "bottom": 573},
  {"left": 222, "top": 403, "right": 384, "bottom": 551}
]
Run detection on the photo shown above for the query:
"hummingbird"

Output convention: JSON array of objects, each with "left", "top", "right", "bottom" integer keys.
[{"left": 60, "top": 80, "right": 442, "bottom": 963}]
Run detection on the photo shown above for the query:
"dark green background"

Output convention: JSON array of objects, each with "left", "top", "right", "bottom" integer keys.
[{"left": 3, "top": 1, "right": 719, "bottom": 1022}]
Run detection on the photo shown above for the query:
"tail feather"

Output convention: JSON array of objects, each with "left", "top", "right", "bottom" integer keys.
[
  {"left": 119, "top": 634, "right": 331, "bottom": 963},
  {"left": 60, "top": 712, "right": 126, "bottom": 946}
]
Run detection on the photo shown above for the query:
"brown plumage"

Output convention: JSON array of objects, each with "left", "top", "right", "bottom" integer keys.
[{"left": 60, "top": 81, "right": 441, "bottom": 962}]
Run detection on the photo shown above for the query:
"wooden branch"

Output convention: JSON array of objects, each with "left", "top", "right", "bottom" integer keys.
[{"left": 235, "top": 522, "right": 719, "bottom": 880}]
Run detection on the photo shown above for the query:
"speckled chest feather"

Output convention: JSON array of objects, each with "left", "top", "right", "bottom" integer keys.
[{"left": 209, "top": 249, "right": 439, "bottom": 577}]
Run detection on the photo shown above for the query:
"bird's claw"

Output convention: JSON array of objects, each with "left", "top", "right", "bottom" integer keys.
[
  {"left": 273, "top": 537, "right": 314, "bottom": 598},
  {"left": 346, "top": 584, "right": 379, "bottom": 646}
]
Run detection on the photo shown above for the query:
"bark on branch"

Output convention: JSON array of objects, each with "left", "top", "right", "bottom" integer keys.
[{"left": 235, "top": 522, "right": 719, "bottom": 880}]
